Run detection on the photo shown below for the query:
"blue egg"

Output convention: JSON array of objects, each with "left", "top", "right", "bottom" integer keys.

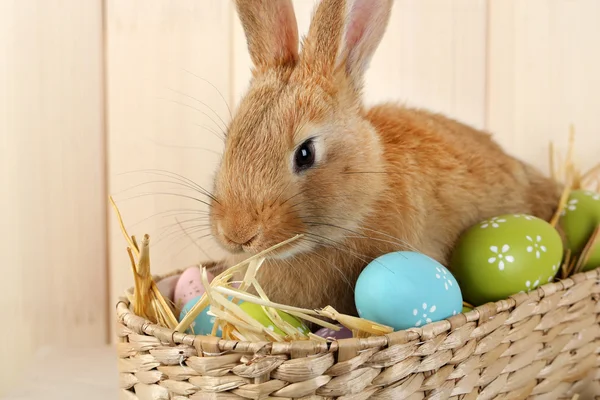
[
  {"left": 355, "top": 251, "right": 462, "bottom": 330},
  {"left": 179, "top": 295, "right": 222, "bottom": 336}
]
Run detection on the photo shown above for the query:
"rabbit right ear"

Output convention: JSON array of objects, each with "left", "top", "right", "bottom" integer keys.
[
  {"left": 234, "top": 0, "right": 299, "bottom": 71},
  {"left": 301, "top": 0, "right": 392, "bottom": 91}
]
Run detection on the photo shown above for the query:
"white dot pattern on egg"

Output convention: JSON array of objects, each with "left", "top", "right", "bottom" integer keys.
[
  {"left": 525, "top": 278, "right": 541, "bottom": 291},
  {"left": 435, "top": 266, "right": 454, "bottom": 290}
]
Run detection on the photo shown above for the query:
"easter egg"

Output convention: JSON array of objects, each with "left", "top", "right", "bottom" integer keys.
[
  {"left": 461, "top": 305, "right": 472, "bottom": 313},
  {"left": 559, "top": 190, "right": 600, "bottom": 271},
  {"left": 451, "top": 214, "right": 562, "bottom": 306},
  {"left": 174, "top": 266, "right": 214, "bottom": 310},
  {"left": 179, "top": 295, "right": 221, "bottom": 336},
  {"left": 314, "top": 325, "right": 353, "bottom": 340},
  {"left": 354, "top": 251, "right": 463, "bottom": 331},
  {"left": 238, "top": 302, "right": 310, "bottom": 336}
]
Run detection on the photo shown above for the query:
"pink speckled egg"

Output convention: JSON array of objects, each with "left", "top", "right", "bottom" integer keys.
[
  {"left": 156, "top": 274, "right": 180, "bottom": 303},
  {"left": 174, "top": 266, "right": 214, "bottom": 309},
  {"left": 314, "top": 324, "right": 353, "bottom": 340}
]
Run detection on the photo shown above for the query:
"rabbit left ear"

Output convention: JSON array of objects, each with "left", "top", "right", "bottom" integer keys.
[
  {"left": 234, "top": 0, "right": 299, "bottom": 71},
  {"left": 301, "top": 0, "right": 393, "bottom": 89}
]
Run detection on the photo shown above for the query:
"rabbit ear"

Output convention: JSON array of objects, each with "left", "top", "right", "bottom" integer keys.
[
  {"left": 234, "top": 0, "right": 299, "bottom": 70},
  {"left": 302, "top": 0, "right": 392, "bottom": 89}
]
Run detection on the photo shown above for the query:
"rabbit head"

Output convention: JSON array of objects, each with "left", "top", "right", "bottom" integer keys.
[{"left": 210, "top": 0, "right": 394, "bottom": 259}]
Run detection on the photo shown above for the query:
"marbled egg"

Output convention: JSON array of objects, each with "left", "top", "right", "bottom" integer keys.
[
  {"left": 314, "top": 324, "right": 353, "bottom": 340},
  {"left": 239, "top": 302, "right": 310, "bottom": 336},
  {"left": 451, "top": 214, "right": 563, "bottom": 306},
  {"left": 174, "top": 266, "right": 214, "bottom": 310},
  {"left": 179, "top": 295, "right": 222, "bottom": 336},
  {"left": 559, "top": 190, "right": 600, "bottom": 271},
  {"left": 354, "top": 251, "right": 463, "bottom": 331}
]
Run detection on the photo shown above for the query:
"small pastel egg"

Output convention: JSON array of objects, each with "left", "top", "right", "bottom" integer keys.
[
  {"left": 355, "top": 251, "right": 463, "bottom": 331},
  {"left": 314, "top": 325, "right": 353, "bottom": 340},
  {"left": 156, "top": 274, "right": 180, "bottom": 303},
  {"left": 451, "top": 214, "right": 562, "bottom": 306},
  {"left": 174, "top": 266, "right": 214, "bottom": 309},
  {"left": 179, "top": 295, "right": 222, "bottom": 336},
  {"left": 238, "top": 302, "right": 310, "bottom": 336},
  {"left": 559, "top": 190, "right": 600, "bottom": 271}
]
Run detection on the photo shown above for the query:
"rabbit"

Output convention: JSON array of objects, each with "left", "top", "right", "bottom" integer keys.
[{"left": 206, "top": 0, "right": 562, "bottom": 317}]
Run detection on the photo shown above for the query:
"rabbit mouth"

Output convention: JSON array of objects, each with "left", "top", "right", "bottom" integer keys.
[{"left": 220, "top": 233, "right": 318, "bottom": 260}]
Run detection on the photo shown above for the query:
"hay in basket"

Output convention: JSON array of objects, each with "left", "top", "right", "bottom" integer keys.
[{"left": 115, "top": 129, "right": 600, "bottom": 400}]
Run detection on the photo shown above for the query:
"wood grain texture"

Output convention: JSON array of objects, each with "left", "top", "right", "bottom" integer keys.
[
  {"left": 487, "top": 0, "right": 600, "bottom": 174},
  {"left": 365, "top": 0, "right": 487, "bottom": 129},
  {"left": 233, "top": 0, "right": 487, "bottom": 130},
  {"left": 106, "top": 0, "right": 232, "bottom": 316},
  {"left": 0, "top": 0, "right": 106, "bottom": 393}
]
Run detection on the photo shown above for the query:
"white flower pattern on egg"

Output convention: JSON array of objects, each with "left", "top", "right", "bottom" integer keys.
[
  {"left": 487, "top": 244, "right": 515, "bottom": 271},
  {"left": 435, "top": 266, "right": 454, "bottom": 290},
  {"left": 526, "top": 235, "right": 546, "bottom": 259},
  {"left": 547, "top": 265, "right": 557, "bottom": 283},
  {"left": 480, "top": 216, "right": 506, "bottom": 229},
  {"left": 413, "top": 303, "right": 437, "bottom": 327},
  {"left": 513, "top": 214, "right": 534, "bottom": 220},
  {"left": 583, "top": 191, "right": 600, "bottom": 201},
  {"left": 525, "top": 279, "right": 540, "bottom": 291},
  {"left": 561, "top": 199, "right": 579, "bottom": 215}
]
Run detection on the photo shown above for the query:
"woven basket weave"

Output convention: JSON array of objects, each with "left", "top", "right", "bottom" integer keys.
[{"left": 116, "top": 266, "right": 600, "bottom": 400}]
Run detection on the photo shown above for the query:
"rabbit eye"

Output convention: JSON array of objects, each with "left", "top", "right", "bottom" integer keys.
[{"left": 294, "top": 139, "right": 315, "bottom": 173}]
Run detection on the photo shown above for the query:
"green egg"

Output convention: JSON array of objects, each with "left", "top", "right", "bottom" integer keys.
[
  {"left": 461, "top": 305, "right": 472, "bottom": 313},
  {"left": 239, "top": 302, "right": 310, "bottom": 336},
  {"left": 559, "top": 190, "right": 600, "bottom": 271},
  {"left": 450, "top": 214, "right": 563, "bottom": 306}
]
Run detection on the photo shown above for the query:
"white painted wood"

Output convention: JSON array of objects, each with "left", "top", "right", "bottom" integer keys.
[
  {"left": 106, "top": 0, "right": 232, "bottom": 314},
  {"left": 232, "top": 0, "right": 488, "bottom": 130},
  {"left": 365, "top": 0, "right": 487, "bottom": 129},
  {"left": 0, "top": 1, "right": 106, "bottom": 393},
  {"left": 487, "top": 0, "right": 600, "bottom": 174}
]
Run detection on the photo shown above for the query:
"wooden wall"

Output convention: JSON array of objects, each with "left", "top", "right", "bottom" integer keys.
[
  {"left": 0, "top": 0, "right": 107, "bottom": 391},
  {"left": 1, "top": 0, "right": 599, "bottom": 393}
]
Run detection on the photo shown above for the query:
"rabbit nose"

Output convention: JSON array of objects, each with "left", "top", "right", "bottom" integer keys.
[
  {"left": 224, "top": 232, "right": 258, "bottom": 247},
  {"left": 218, "top": 222, "right": 258, "bottom": 247}
]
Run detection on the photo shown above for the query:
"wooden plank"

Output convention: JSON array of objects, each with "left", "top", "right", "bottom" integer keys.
[
  {"left": 232, "top": 0, "right": 488, "bottom": 129},
  {"left": 0, "top": 0, "right": 106, "bottom": 393},
  {"left": 487, "top": 0, "right": 600, "bottom": 174},
  {"left": 366, "top": 0, "right": 487, "bottom": 129},
  {"left": 106, "top": 0, "right": 232, "bottom": 318}
]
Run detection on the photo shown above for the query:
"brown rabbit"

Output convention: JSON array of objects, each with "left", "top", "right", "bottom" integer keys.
[{"left": 207, "top": 0, "right": 561, "bottom": 316}]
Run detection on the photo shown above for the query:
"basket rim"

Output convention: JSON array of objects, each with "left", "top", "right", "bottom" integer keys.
[{"left": 117, "top": 265, "right": 600, "bottom": 358}]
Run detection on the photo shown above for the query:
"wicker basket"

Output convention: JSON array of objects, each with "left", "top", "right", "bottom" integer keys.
[{"left": 116, "top": 266, "right": 600, "bottom": 400}]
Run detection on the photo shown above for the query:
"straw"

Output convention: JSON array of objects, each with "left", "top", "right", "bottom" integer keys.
[
  {"left": 110, "top": 196, "right": 178, "bottom": 329},
  {"left": 549, "top": 127, "right": 600, "bottom": 279}
]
